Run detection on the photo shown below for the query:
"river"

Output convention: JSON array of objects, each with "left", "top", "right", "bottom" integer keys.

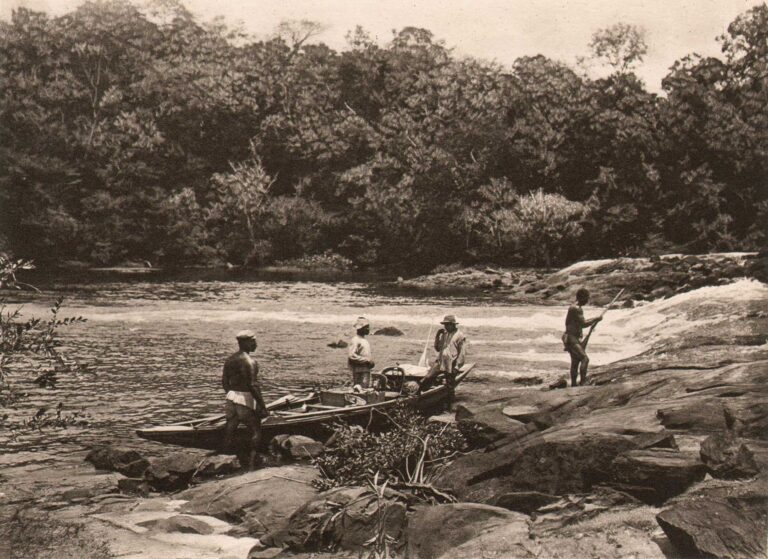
[{"left": 6, "top": 268, "right": 749, "bottom": 471}]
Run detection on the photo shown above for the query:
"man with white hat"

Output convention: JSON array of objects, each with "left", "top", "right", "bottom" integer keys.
[
  {"left": 221, "top": 330, "right": 268, "bottom": 469},
  {"left": 348, "top": 317, "right": 375, "bottom": 387},
  {"left": 419, "top": 314, "right": 468, "bottom": 394}
]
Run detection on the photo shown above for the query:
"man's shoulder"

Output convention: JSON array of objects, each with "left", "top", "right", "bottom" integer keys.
[{"left": 224, "top": 351, "right": 250, "bottom": 365}]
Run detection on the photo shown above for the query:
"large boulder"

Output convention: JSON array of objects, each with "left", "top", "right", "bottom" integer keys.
[
  {"left": 405, "top": 503, "right": 528, "bottom": 559},
  {"left": 607, "top": 449, "right": 707, "bottom": 505},
  {"left": 269, "top": 435, "right": 324, "bottom": 460},
  {"left": 656, "top": 477, "right": 768, "bottom": 559},
  {"left": 700, "top": 432, "right": 759, "bottom": 479},
  {"left": 454, "top": 404, "right": 537, "bottom": 447},
  {"left": 436, "top": 432, "right": 637, "bottom": 503},
  {"left": 179, "top": 465, "right": 318, "bottom": 537},
  {"left": 143, "top": 452, "right": 201, "bottom": 492},
  {"left": 195, "top": 454, "right": 241, "bottom": 478},
  {"left": 85, "top": 446, "right": 149, "bottom": 478},
  {"left": 264, "top": 485, "right": 408, "bottom": 553},
  {"left": 373, "top": 326, "right": 404, "bottom": 336}
]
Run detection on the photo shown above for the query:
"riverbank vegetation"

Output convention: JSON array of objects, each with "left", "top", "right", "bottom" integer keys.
[
  {"left": 1, "top": 2, "right": 765, "bottom": 272},
  {"left": 0, "top": 257, "right": 87, "bottom": 426}
]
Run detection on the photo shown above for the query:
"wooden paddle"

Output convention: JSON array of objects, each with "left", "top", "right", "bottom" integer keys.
[{"left": 582, "top": 288, "right": 625, "bottom": 350}]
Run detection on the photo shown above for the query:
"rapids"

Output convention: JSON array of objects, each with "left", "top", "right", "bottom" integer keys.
[{"left": 1, "top": 272, "right": 764, "bottom": 472}]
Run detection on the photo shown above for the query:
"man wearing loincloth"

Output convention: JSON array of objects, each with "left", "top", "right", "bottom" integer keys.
[
  {"left": 563, "top": 288, "right": 602, "bottom": 387},
  {"left": 221, "top": 330, "right": 269, "bottom": 469}
]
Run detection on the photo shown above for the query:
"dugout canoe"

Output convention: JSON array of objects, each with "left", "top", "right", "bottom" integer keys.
[{"left": 136, "top": 363, "right": 474, "bottom": 451}]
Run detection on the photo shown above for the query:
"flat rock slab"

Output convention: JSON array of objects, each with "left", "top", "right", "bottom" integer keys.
[
  {"left": 406, "top": 503, "right": 528, "bottom": 559},
  {"left": 501, "top": 405, "right": 540, "bottom": 422},
  {"left": 609, "top": 449, "right": 706, "bottom": 505},
  {"left": 657, "top": 489, "right": 768, "bottom": 559}
]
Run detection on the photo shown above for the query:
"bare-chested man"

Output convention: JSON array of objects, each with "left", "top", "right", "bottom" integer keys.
[
  {"left": 562, "top": 288, "right": 602, "bottom": 387},
  {"left": 221, "top": 330, "right": 268, "bottom": 469}
]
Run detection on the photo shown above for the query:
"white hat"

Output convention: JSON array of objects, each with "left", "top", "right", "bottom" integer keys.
[
  {"left": 235, "top": 330, "right": 256, "bottom": 340},
  {"left": 354, "top": 317, "right": 370, "bottom": 330}
]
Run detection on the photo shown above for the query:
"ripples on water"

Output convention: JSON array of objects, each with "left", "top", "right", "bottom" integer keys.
[{"left": 1, "top": 270, "right": 618, "bottom": 467}]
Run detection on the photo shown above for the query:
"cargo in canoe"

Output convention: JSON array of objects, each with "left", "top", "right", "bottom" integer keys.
[{"left": 136, "top": 363, "right": 474, "bottom": 451}]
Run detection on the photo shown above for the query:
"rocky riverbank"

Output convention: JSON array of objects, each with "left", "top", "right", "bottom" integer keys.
[
  {"left": 400, "top": 252, "right": 767, "bottom": 305},
  {"left": 2, "top": 257, "right": 766, "bottom": 559}
]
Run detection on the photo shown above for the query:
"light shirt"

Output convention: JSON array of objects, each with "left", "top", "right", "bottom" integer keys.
[
  {"left": 348, "top": 334, "right": 373, "bottom": 373},
  {"left": 435, "top": 328, "right": 468, "bottom": 374}
]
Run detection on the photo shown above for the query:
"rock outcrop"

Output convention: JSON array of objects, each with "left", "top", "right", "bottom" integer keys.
[
  {"left": 700, "top": 432, "right": 760, "bottom": 480},
  {"left": 269, "top": 434, "right": 324, "bottom": 460},
  {"left": 399, "top": 252, "right": 761, "bottom": 303},
  {"left": 85, "top": 445, "right": 149, "bottom": 478},
  {"left": 656, "top": 476, "right": 768, "bottom": 559},
  {"left": 405, "top": 503, "right": 528, "bottom": 559},
  {"left": 179, "top": 465, "right": 319, "bottom": 537},
  {"left": 144, "top": 452, "right": 201, "bottom": 492}
]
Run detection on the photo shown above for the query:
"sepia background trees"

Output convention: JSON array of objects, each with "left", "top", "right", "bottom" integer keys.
[{"left": 1, "top": 1, "right": 765, "bottom": 271}]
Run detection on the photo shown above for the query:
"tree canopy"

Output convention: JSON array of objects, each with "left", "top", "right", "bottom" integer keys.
[{"left": 1, "top": 1, "right": 765, "bottom": 271}]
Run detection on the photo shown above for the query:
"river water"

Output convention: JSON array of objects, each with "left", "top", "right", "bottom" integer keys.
[{"left": 3, "top": 270, "right": 761, "bottom": 471}]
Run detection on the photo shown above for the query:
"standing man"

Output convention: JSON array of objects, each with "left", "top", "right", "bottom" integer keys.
[
  {"left": 419, "top": 315, "right": 468, "bottom": 393},
  {"left": 221, "top": 330, "right": 269, "bottom": 469},
  {"left": 562, "top": 288, "right": 602, "bottom": 387},
  {"left": 348, "top": 317, "right": 375, "bottom": 388}
]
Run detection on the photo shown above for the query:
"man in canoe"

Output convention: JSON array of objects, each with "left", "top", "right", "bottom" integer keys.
[
  {"left": 221, "top": 330, "right": 269, "bottom": 469},
  {"left": 562, "top": 288, "right": 602, "bottom": 387},
  {"left": 419, "top": 314, "right": 468, "bottom": 395},
  {"left": 348, "top": 317, "right": 374, "bottom": 388}
]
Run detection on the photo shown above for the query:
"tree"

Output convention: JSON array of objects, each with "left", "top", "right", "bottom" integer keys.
[{"left": 589, "top": 22, "right": 647, "bottom": 74}]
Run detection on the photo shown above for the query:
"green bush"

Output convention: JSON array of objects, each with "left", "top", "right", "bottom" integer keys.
[{"left": 313, "top": 404, "right": 466, "bottom": 492}]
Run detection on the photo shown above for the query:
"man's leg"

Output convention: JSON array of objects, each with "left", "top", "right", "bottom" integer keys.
[
  {"left": 221, "top": 401, "right": 239, "bottom": 454},
  {"left": 568, "top": 342, "right": 588, "bottom": 387},
  {"left": 578, "top": 351, "right": 590, "bottom": 386},
  {"left": 241, "top": 408, "right": 263, "bottom": 470},
  {"left": 419, "top": 362, "right": 441, "bottom": 392},
  {"left": 569, "top": 353, "right": 580, "bottom": 387}
]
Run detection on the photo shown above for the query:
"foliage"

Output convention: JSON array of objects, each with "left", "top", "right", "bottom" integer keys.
[
  {"left": 313, "top": 403, "right": 466, "bottom": 493},
  {"left": 589, "top": 22, "right": 648, "bottom": 74},
  {"left": 274, "top": 250, "right": 354, "bottom": 271},
  {"left": 0, "top": 257, "right": 88, "bottom": 424},
  {"left": 1, "top": 1, "right": 765, "bottom": 270}
]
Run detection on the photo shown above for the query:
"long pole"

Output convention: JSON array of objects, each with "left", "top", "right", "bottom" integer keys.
[
  {"left": 582, "top": 288, "right": 625, "bottom": 350},
  {"left": 418, "top": 324, "right": 433, "bottom": 367}
]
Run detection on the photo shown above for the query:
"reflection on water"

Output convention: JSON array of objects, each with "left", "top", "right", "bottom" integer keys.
[{"left": 1, "top": 270, "right": 615, "bottom": 467}]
